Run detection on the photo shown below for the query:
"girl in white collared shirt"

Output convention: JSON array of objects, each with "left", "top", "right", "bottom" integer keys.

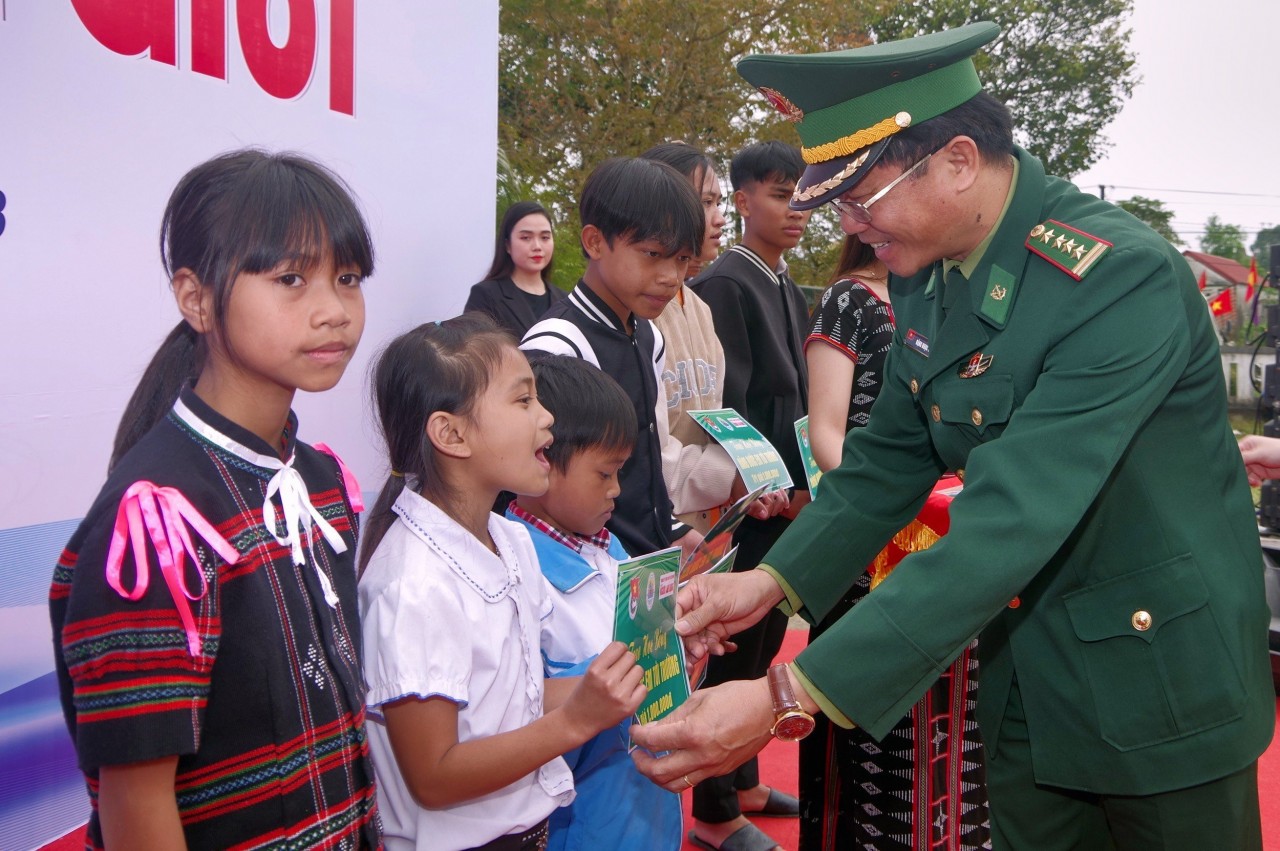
[{"left": 358, "top": 315, "right": 646, "bottom": 851}]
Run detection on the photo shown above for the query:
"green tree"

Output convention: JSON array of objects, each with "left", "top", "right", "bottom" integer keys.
[
  {"left": 1251, "top": 224, "right": 1280, "bottom": 277},
  {"left": 1116, "top": 196, "right": 1182, "bottom": 245},
  {"left": 867, "top": 0, "right": 1138, "bottom": 178},
  {"left": 1200, "top": 215, "right": 1248, "bottom": 264},
  {"left": 498, "top": 0, "right": 1138, "bottom": 259},
  {"left": 499, "top": 0, "right": 883, "bottom": 216}
]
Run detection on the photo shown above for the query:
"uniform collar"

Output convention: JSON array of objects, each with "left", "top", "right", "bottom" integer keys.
[
  {"left": 926, "top": 148, "right": 1044, "bottom": 329},
  {"left": 392, "top": 487, "right": 518, "bottom": 602},
  {"left": 948, "top": 156, "right": 1020, "bottom": 282},
  {"left": 506, "top": 502, "right": 612, "bottom": 554},
  {"left": 728, "top": 244, "right": 787, "bottom": 284},
  {"left": 506, "top": 505, "right": 605, "bottom": 594},
  {"left": 171, "top": 385, "right": 298, "bottom": 467},
  {"left": 569, "top": 279, "right": 634, "bottom": 334}
]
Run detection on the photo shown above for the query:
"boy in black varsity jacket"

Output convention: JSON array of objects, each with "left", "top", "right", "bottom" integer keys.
[
  {"left": 522, "top": 157, "right": 705, "bottom": 558},
  {"left": 685, "top": 140, "right": 812, "bottom": 849}
]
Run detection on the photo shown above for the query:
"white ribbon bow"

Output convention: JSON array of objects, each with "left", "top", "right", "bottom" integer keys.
[{"left": 263, "top": 458, "right": 347, "bottom": 608}]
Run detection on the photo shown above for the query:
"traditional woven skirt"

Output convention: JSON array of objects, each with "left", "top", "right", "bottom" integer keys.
[{"left": 798, "top": 477, "right": 991, "bottom": 851}]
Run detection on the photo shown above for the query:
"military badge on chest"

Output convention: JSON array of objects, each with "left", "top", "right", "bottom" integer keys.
[{"left": 958, "top": 352, "right": 993, "bottom": 379}]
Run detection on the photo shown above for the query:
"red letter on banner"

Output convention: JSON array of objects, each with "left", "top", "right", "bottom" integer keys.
[
  {"left": 329, "top": 0, "right": 354, "bottom": 115},
  {"left": 70, "top": 0, "right": 177, "bottom": 66},
  {"left": 190, "top": 0, "right": 226, "bottom": 79},
  {"left": 236, "top": 0, "right": 317, "bottom": 100}
]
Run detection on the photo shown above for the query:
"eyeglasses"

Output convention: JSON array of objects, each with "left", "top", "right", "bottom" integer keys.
[{"left": 829, "top": 150, "right": 936, "bottom": 223}]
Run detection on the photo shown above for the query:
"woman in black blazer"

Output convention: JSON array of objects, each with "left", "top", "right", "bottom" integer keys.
[{"left": 465, "top": 201, "right": 565, "bottom": 337}]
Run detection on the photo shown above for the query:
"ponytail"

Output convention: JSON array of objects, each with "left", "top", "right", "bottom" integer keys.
[
  {"left": 109, "top": 321, "right": 203, "bottom": 471},
  {"left": 358, "top": 474, "right": 408, "bottom": 577}
]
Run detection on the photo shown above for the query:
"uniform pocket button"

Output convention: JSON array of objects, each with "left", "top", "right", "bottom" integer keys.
[
  {"left": 971, "top": 408, "right": 983, "bottom": 427},
  {"left": 931, "top": 404, "right": 941, "bottom": 422},
  {"left": 1131, "top": 610, "right": 1152, "bottom": 631}
]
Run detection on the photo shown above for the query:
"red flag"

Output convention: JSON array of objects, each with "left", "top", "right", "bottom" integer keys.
[
  {"left": 1198, "top": 270, "right": 1208, "bottom": 291},
  {"left": 1247, "top": 256, "right": 1258, "bottom": 302},
  {"left": 1209, "top": 288, "right": 1234, "bottom": 317}
]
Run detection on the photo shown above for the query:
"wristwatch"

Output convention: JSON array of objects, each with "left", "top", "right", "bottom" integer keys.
[{"left": 767, "top": 664, "right": 815, "bottom": 741}]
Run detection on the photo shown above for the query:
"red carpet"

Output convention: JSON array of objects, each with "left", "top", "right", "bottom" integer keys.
[
  {"left": 677, "top": 629, "right": 804, "bottom": 851},
  {"left": 680, "top": 628, "right": 1280, "bottom": 851},
  {"left": 36, "top": 627, "right": 1280, "bottom": 850}
]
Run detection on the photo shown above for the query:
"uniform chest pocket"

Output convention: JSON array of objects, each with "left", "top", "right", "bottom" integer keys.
[
  {"left": 933, "top": 373, "right": 1013, "bottom": 435},
  {"left": 1063, "top": 554, "right": 1246, "bottom": 751}
]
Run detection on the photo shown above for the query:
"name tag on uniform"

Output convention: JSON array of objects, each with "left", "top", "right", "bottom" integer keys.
[{"left": 905, "top": 329, "right": 931, "bottom": 357}]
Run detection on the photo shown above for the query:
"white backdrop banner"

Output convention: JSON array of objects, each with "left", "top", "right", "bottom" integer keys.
[{"left": 0, "top": 2, "right": 498, "bottom": 846}]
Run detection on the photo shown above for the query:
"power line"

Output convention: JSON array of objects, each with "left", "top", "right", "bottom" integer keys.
[{"left": 1102, "top": 184, "right": 1280, "bottom": 200}]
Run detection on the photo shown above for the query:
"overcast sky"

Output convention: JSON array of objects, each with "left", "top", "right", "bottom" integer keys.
[{"left": 1072, "top": 0, "right": 1280, "bottom": 254}]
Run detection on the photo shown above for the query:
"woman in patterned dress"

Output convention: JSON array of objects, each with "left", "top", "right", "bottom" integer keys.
[{"left": 798, "top": 235, "right": 991, "bottom": 851}]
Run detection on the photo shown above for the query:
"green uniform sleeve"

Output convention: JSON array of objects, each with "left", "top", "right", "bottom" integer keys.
[{"left": 779, "top": 246, "right": 1195, "bottom": 738}]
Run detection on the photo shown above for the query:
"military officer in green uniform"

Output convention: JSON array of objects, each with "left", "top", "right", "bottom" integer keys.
[{"left": 631, "top": 22, "right": 1273, "bottom": 850}]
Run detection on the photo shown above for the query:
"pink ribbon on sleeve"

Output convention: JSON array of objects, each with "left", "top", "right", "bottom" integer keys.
[{"left": 104, "top": 481, "right": 241, "bottom": 657}]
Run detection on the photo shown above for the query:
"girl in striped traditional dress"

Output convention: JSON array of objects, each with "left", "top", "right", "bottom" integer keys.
[{"left": 50, "top": 149, "right": 381, "bottom": 849}]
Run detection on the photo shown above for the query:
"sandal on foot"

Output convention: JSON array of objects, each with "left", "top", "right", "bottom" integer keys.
[
  {"left": 687, "top": 824, "right": 780, "bottom": 851},
  {"left": 741, "top": 787, "right": 799, "bottom": 818}
]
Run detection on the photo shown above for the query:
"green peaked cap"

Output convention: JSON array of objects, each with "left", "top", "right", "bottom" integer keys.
[{"left": 736, "top": 22, "right": 999, "bottom": 210}]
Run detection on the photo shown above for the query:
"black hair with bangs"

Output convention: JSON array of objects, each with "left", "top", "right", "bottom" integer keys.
[
  {"left": 729, "top": 140, "right": 805, "bottom": 192},
  {"left": 639, "top": 141, "right": 717, "bottom": 190},
  {"left": 526, "top": 352, "right": 636, "bottom": 473},
  {"left": 578, "top": 157, "right": 704, "bottom": 259},
  {"left": 110, "top": 149, "right": 374, "bottom": 469}
]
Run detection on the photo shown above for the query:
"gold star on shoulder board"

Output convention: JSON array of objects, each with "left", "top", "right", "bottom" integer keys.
[{"left": 1025, "top": 219, "right": 1114, "bottom": 281}]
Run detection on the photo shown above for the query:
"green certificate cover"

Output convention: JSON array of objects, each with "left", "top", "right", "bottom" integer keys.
[
  {"left": 794, "top": 415, "right": 823, "bottom": 499},
  {"left": 688, "top": 408, "right": 794, "bottom": 492},
  {"left": 613, "top": 547, "right": 689, "bottom": 726}
]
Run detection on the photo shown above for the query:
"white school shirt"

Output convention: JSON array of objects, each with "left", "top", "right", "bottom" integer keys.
[{"left": 359, "top": 488, "right": 574, "bottom": 851}]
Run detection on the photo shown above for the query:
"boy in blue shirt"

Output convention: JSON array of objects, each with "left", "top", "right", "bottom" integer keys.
[{"left": 508, "top": 353, "right": 682, "bottom": 851}]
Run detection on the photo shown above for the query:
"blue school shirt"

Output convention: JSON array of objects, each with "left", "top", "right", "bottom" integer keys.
[{"left": 507, "top": 508, "right": 683, "bottom": 851}]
